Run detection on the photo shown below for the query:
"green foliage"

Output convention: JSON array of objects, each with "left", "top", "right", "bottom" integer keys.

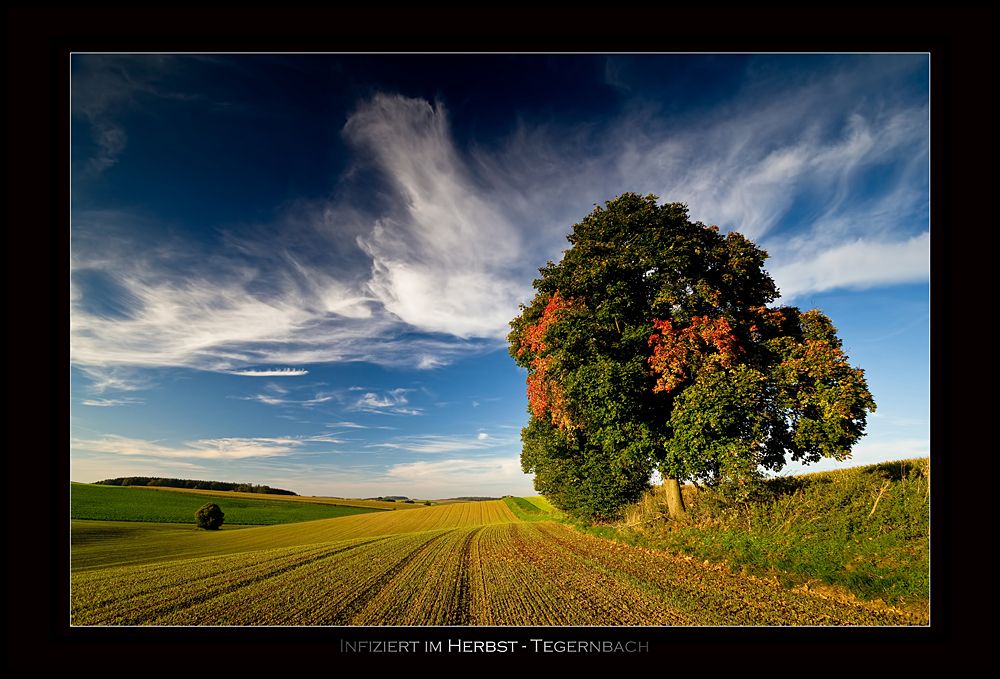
[
  {"left": 195, "top": 502, "right": 225, "bottom": 530},
  {"left": 508, "top": 193, "right": 876, "bottom": 519}
]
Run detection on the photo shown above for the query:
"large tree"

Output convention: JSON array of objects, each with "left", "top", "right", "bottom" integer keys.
[{"left": 508, "top": 193, "right": 876, "bottom": 520}]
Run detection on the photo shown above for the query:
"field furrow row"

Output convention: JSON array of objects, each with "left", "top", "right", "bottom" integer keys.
[
  {"left": 157, "top": 530, "right": 453, "bottom": 626},
  {"left": 530, "top": 522, "right": 909, "bottom": 625},
  {"left": 72, "top": 536, "right": 396, "bottom": 625},
  {"left": 72, "top": 517, "right": 921, "bottom": 626}
]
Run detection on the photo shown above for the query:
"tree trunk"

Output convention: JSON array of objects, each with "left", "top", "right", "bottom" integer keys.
[{"left": 663, "top": 476, "right": 686, "bottom": 520}]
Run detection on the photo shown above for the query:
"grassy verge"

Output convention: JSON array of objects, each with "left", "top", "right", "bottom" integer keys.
[
  {"left": 502, "top": 496, "right": 570, "bottom": 523},
  {"left": 610, "top": 459, "right": 929, "bottom": 611},
  {"left": 511, "top": 459, "right": 929, "bottom": 615}
]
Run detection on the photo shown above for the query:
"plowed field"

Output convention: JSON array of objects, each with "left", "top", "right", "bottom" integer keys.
[{"left": 71, "top": 503, "right": 923, "bottom": 626}]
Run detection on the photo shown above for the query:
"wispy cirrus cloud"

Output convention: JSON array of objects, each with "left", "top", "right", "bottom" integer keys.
[
  {"left": 70, "top": 212, "right": 491, "bottom": 388},
  {"left": 768, "top": 232, "right": 929, "bottom": 301},
  {"left": 225, "top": 368, "right": 310, "bottom": 377},
  {"left": 72, "top": 364, "right": 157, "bottom": 393},
  {"left": 69, "top": 209, "right": 495, "bottom": 390},
  {"left": 72, "top": 435, "right": 302, "bottom": 460},
  {"left": 346, "top": 94, "right": 533, "bottom": 340},
  {"left": 185, "top": 438, "right": 305, "bottom": 459},
  {"left": 298, "top": 434, "right": 346, "bottom": 445},
  {"left": 351, "top": 389, "right": 420, "bottom": 416},
  {"left": 604, "top": 61, "right": 929, "bottom": 302},
  {"left": 80, "top": 397, "right": 144, "bottom": 407},
  {"left": 371, "top": 433, "right": 506, "bottom": 455},
  {"left": 71, "top": 432, "right": 348, "bottom": 461},
  {"left": 71, "top": 57, "right": 928, "bottom": 392},
  {"left": 243, "top": 394, "right": 334, "bottom": 407}
]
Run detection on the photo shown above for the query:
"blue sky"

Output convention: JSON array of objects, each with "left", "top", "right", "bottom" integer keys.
[{"left": 69, "top": 54, "right": 930, "bottom": 499}]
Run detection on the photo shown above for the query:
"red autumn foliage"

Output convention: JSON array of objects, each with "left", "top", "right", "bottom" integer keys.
[
  {"left": 648, "top": 316, "right": 744, "bottom": 394},
  {"left": 519, "top": 292, "right": 577, "bottom": 430}
]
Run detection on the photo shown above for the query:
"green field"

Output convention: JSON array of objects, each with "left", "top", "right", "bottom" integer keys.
[{"left": 71, "top": 482, "right": 383, "bottom": 525}]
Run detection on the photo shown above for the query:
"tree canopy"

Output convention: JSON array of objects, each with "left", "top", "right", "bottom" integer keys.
[{"left": 508, "top": 193, "right": 876, "bottom": 520}]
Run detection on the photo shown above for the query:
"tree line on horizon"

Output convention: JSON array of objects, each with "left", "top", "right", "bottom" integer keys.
[{"left": 93, "top": 477, "right": 297, "bottom": 496}]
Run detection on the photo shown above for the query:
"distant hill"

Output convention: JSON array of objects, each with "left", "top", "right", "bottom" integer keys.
[{"left": 94, "top": 477, "right": 297, "bottom": 496}]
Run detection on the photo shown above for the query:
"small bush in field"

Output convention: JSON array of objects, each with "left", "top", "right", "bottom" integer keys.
[{"left": 195, "top": 502, "right": 224, "bottom": 530}]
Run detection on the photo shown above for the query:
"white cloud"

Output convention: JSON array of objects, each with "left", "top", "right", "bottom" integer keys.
[
  {"left": 620, "top": 93, "right": 928, "bottom": 249},
  {"left": 244, "top": 394, "right": 333, "bottom": 407},
  {"left": 371, "top": 433, "right": 504, "bottom": 455},
  {"left": 250, "top": 394, "right": 285, "bottom": 406},
  {"left": 71, "top": 60, "right": 928, "bottom": 388},
  {"left": 768, "top": 232, "right": 929, "bottom": 301},
  {"left": 69, "top": 221, "right": 496, "bottom": 387},
  {"left": 73, "top": 364, "right": 156, "bottom": 393},
  {"left": 72, "top": 435, "right": 303, "bottom": 460},
  {"left": 346, "top": 94, "right": 533, "bottom": 339},
  {"left": 225, "top": 368, "right": 309, "bottom": 376},
  {"left": 350, "top": 389, "right": 420, "bottom": 415},
  {"left": 385, "top": 456, "right": 529, "bottom": 496},
  {"left": 69, "top": 220, "right": 492, "bottom": 385},
  {"left": 266, "top": 382, "right": 289, "bottom": 395},
  {"left": 299, "top": 434, "right": 345, "bottom": 445},
  {"left": 80, "top": 397, "right": 144, "bottom": 407},
  {"left": 187, "top": 438, "right": 304, "bottom": 459}
]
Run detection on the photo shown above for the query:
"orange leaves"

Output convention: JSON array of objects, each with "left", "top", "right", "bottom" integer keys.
[
  {"left": 526, "top": 368, "right": 574, "bottom": 431},
  {"left": 521, "top": 291, "right": 573, "bottom": 356},
  {"left": 648, "top": 316, "right": 744, "bottom": 394},
  {"left": 519, "top": 292, "right": 579, "bottom": 430}
]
